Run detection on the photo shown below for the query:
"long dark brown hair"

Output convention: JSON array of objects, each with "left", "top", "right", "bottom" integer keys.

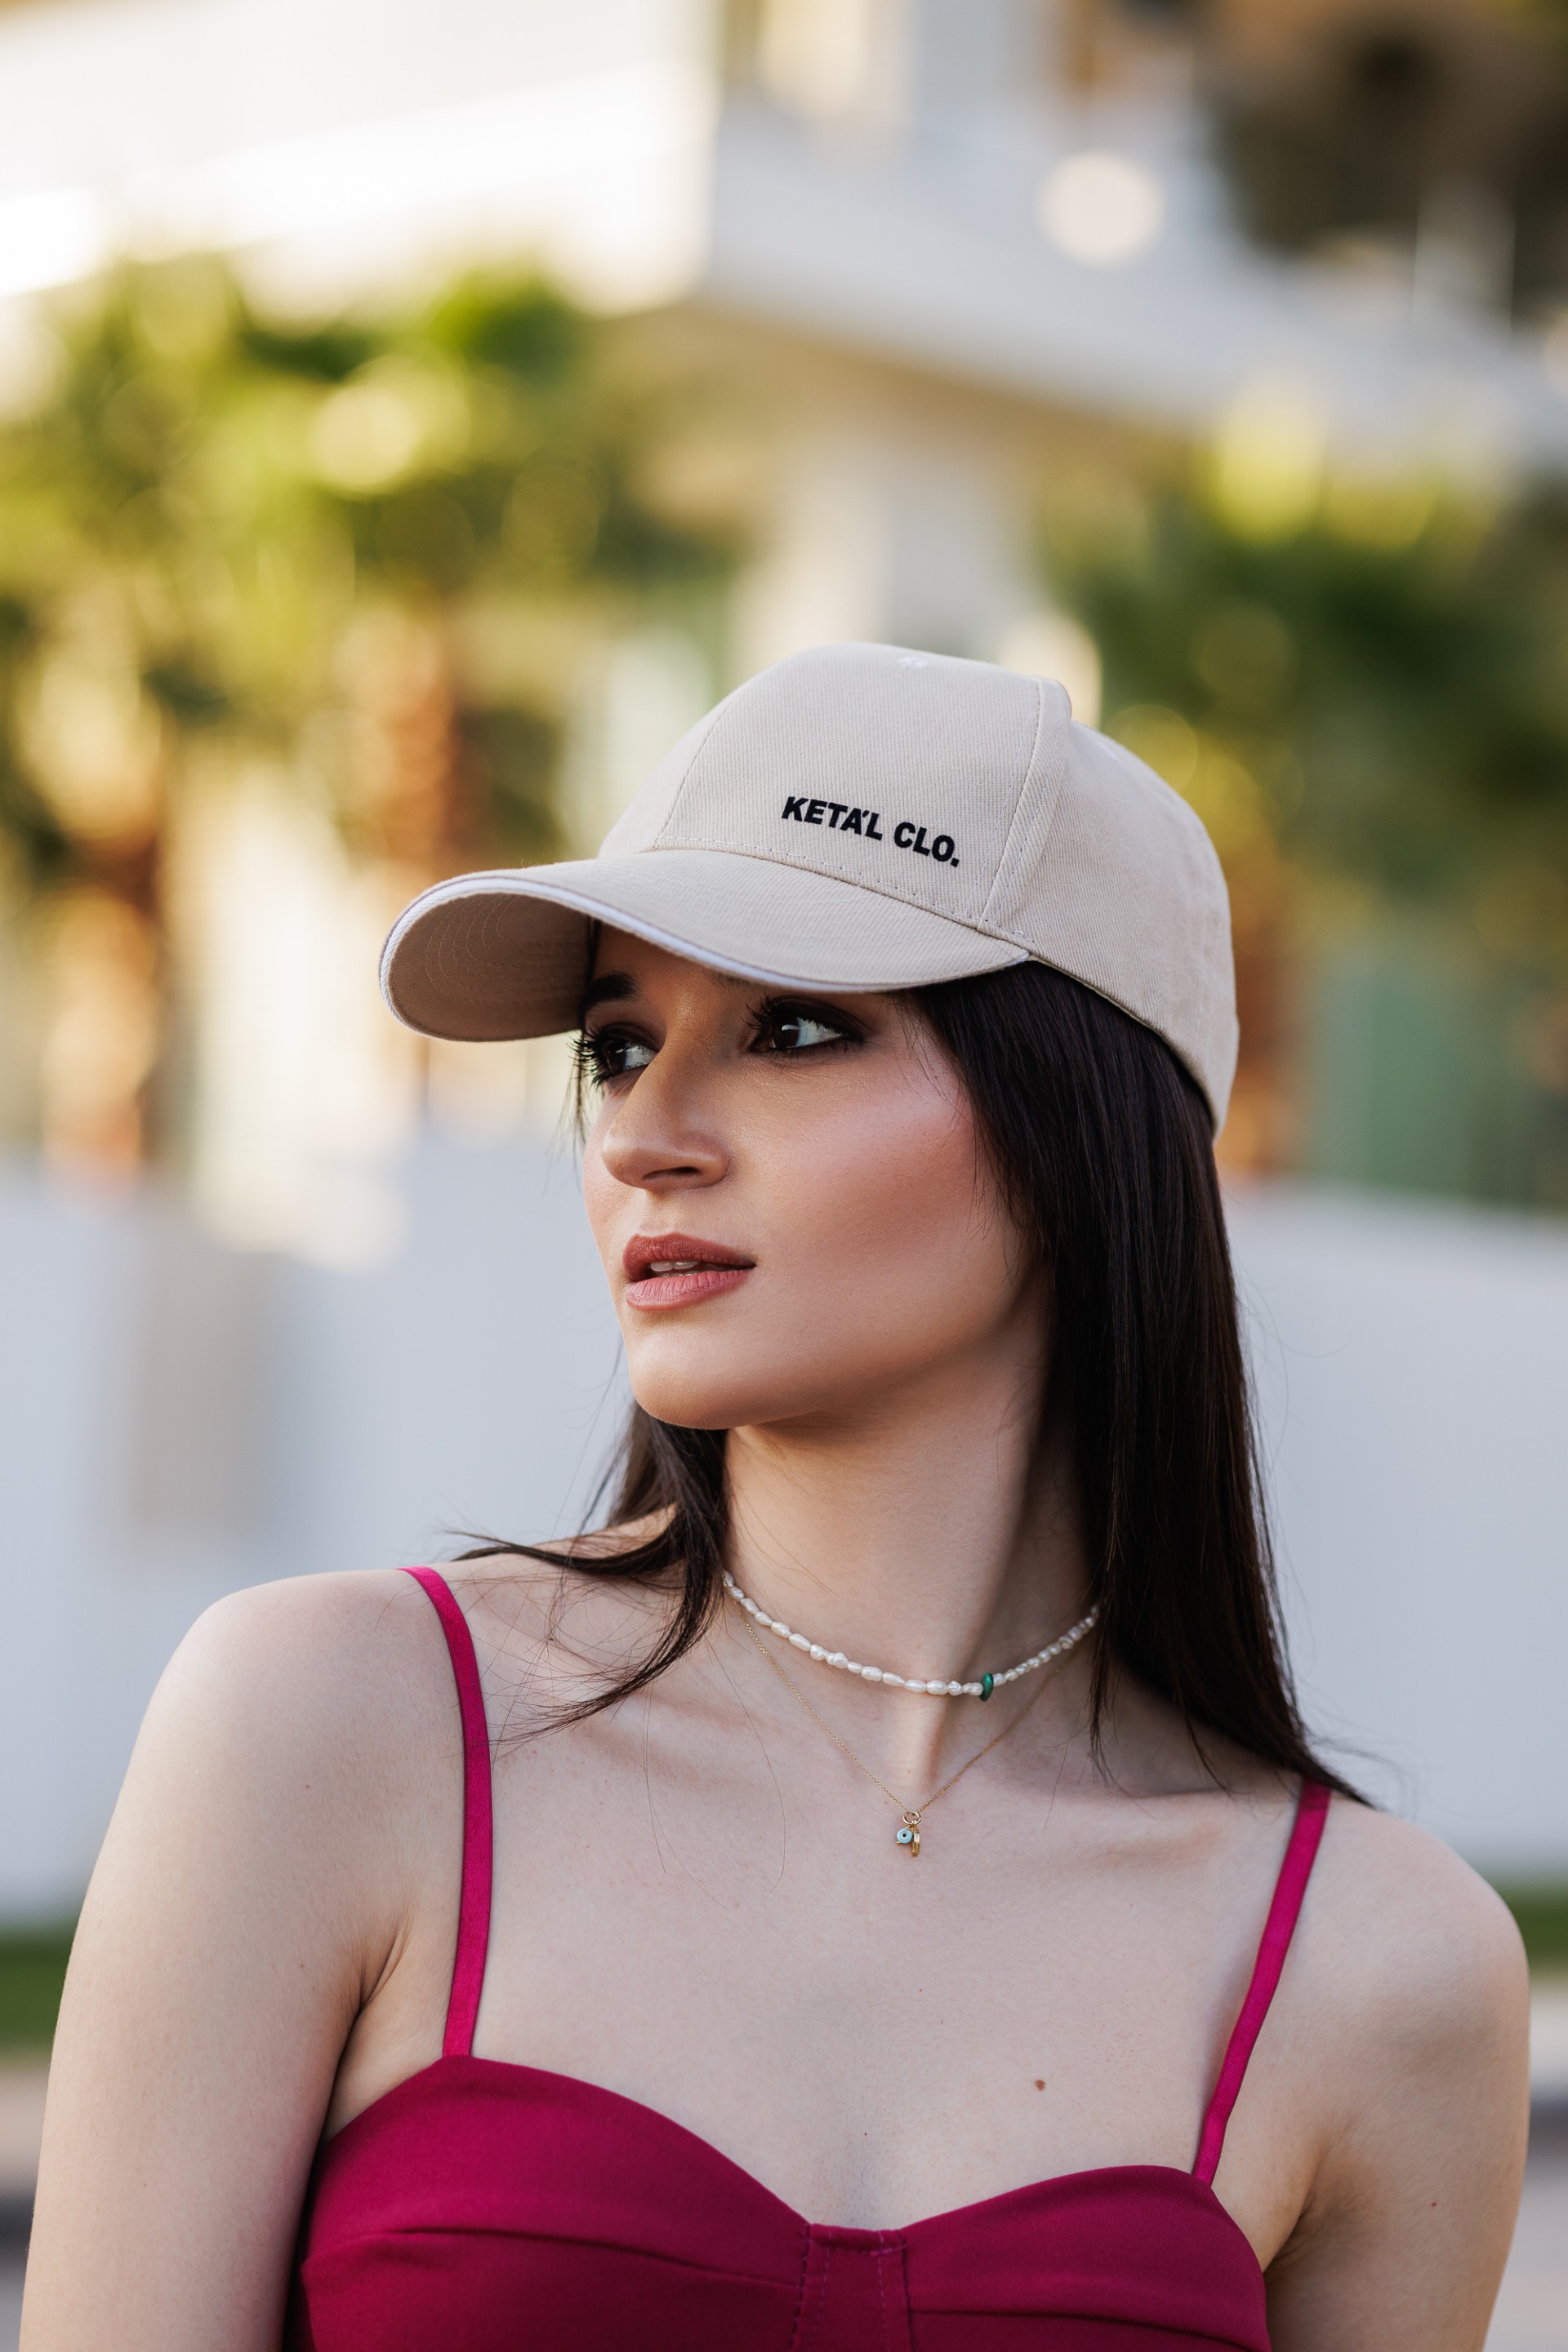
[{"left": 468, "top": 959, "right": 1349, "bottom": 1793}]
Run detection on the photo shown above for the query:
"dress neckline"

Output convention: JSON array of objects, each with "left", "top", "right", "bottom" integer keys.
[{"left": 319, "top": 2049, "right": 1265, "bottom": 2264}]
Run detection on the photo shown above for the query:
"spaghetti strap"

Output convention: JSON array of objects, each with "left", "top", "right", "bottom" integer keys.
[
  {"left": 1192, "top": 1778, "right": 1330, "bottom": 2186},
  {"left": 403, "top": 1567, "right": 494, "bottom": 2060}
]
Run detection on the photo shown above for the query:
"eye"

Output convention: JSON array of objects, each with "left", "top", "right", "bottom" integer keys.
[
  {"left": 578, "top": 1028, "right": 655, "bottom": 1086},
  {"left": 751, "top": 1000, "right": 858, "bottom": 1056}
]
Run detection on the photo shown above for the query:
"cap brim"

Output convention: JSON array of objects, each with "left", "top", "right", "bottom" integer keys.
[{"left": 381, "top": 849, "right": 1028, "bottom": 1040}]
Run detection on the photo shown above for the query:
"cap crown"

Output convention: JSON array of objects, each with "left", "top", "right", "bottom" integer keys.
[{"left": 604, "top": 642, "right": 1237, "bottom": 1124}]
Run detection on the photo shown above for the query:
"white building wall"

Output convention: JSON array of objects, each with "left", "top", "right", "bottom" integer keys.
[
  {"left": 0, "top": 1147, "right": 1565, "bottom": 1920},
  {"left": 1233, "top": 1186, "right": 1568, "bottom": 1876},
  {"left": 0, "top": 1144, "right": 622, "bottom": 1918}
]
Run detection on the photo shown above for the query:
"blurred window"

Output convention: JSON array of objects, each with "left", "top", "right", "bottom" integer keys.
[{"left": 1206, "top": 1, "right": 1568, "bottom": 316}]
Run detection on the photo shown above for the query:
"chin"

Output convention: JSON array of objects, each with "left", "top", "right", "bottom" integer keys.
[
  {"left": 624, "top": 1361, "right": 810, "bottom": 1432},
  {"left": 622, "top": 1319, "right": 958, "bottom": 1432},
  {"left": 621, "top": 1325, "right": 859, "bottom": 1432}
]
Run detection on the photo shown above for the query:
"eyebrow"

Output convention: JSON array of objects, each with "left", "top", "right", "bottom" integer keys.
[
  {"left": 581, "top": 971, "right": 640, "bottom": 1016},
  {"left": 581, "top": 969, "right": 865, "bottom": 1019}
]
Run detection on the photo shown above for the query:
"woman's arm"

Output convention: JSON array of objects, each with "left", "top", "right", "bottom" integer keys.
[
  {"left": 1262, "top": 1807, "right": 1530, "bottom": 2351},
  {"left": 20, "top": 1570, "right": 455, "bottom": 2352}
]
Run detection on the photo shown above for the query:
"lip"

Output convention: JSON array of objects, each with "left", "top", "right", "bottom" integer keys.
[{"left": 622, "top": 1231, "right": 755, "bottom": 1312}]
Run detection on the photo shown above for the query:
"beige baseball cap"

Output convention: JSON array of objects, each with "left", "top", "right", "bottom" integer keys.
[{"left": 381, "top": 640, "right": 1238, "bottom": 1128}]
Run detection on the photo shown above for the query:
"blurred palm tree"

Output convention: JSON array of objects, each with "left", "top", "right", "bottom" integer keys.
[
  {"left": 0, "top": 260, "right": 735, "bottom": 1172},
  {"left": 1049, "top": 467, "right": 1568, "bottom": 1205}
]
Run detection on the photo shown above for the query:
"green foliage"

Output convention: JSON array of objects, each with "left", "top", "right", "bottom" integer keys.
[
  {"left": 457, "top": 705, "right": 560, "bottom": 865},
  {"left": 1049, "top": 473, "right": 1568, "bottom": 1205},
  {"left": 0, "top": 1926, "right": 74, "bottom": 2050},
  {"left": 1494, "top": 1882, "right": 1568, "bottom": 1971},
  {"left": 422, "top": 278, "right": 587, "bottom": 386},
  {"left": 0, "top": 259, "right": 737, "bottom": 893},
  {"left": 1054, "top": 483, "right": 1568, "bottom": 945},
  {"left": 1521, "top": 0, "right": 1568, "bottom": 43}
]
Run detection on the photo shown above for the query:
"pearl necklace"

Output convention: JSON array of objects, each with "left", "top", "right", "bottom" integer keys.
[{"left": 721, "top": 1571, "right": 1100, "bottom": 1701}]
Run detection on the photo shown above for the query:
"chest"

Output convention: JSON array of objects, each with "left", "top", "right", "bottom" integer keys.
[{"left": 464, "top": 1735, "right": 1288, "bottom": 2233}]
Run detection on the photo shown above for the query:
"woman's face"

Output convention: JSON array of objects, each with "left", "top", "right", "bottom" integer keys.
[{"left": 580, "top": 930, "right": 1039, "bottom": 1432}]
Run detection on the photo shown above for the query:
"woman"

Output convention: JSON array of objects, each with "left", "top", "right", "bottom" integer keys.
[{"left": 25, "top": 644, "right": 1527, "bottom": 2350}]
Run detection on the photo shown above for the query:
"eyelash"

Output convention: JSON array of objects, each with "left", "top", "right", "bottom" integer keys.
[{"left": 576, "top": 996, "right": 865, "bottom": 1089}]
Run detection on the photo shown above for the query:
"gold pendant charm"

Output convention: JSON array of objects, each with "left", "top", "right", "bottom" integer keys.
[{"left": 894, "top": 1812, "right": 921, "bottom": 1855}]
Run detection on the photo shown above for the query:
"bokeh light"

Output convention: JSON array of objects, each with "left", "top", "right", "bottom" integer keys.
[{"left": 1036, "top": 151, "right": 1167, "bottom": 268}]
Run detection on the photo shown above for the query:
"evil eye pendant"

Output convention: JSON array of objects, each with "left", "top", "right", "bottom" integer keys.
[{"left": 895, "top": 1814, "right": 921, "bottom": 1855}]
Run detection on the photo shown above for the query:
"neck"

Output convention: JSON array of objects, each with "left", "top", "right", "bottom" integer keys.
[{"left": 721, "top": 1341, "right": 1093, "bottom": 1783}]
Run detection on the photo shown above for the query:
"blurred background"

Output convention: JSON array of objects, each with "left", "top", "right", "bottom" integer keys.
[{"left": 0, "top": 0, "right": 1566, "bottom": 2336}]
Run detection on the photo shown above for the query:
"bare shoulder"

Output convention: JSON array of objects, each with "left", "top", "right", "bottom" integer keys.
[
  {"left": 110, "top": 1568, "right": 491, "bottom": 1914},
  {"left": 152, "top": 1567, "right": 461, "bottom": 1775},
  {"left": 1307, "top": 1799, "right": 1528, "bottom": 2044},
  {"left": 1253, "top": 1802, "right": 1529, "bottom": 2340},
  {"left": 162, "top": 1544, "right": 678, "bottom": 1761},
  {"left": 1287, "top": 1795, "right": 1530, "bottom": 2209}
]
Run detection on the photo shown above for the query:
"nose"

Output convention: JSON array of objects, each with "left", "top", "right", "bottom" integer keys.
[{"left": 595, "top": 1044, "right": 729, "bottom": 1196}]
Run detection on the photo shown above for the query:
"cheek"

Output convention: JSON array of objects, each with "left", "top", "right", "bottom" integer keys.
[
  {"left": 581, "top": 1123, "right": 622, "bottom": 1275},
  {"left": 766, "top": 1085, "right": 1003, "bottom": 1334}
]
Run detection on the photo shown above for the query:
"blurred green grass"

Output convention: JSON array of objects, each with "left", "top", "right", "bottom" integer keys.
[
  {"left": 1496, "top": 1886, "right": 1568, "bottom": 1975},
  {"left": 0, "top": 1928, "right": 74, "bottom": 2051},
  {"left": 0, "top": 1882, "right": 1563, "bottom": 2051}
]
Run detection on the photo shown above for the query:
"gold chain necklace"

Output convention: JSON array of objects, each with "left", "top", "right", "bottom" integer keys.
[{"left": 741, "top": 1612, "right": 1069, "bottom": 1855}]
